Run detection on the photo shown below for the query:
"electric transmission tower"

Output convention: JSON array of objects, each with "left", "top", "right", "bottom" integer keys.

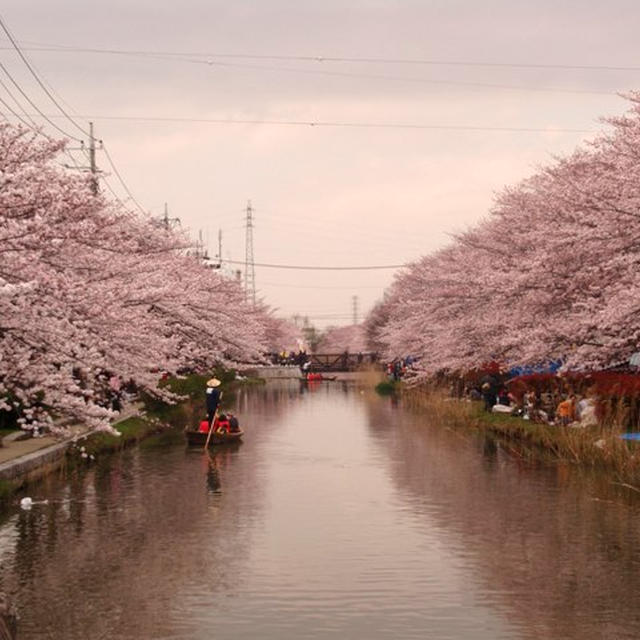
[
  {"left": 244, "top": 200, "right": 256, "bottom": 305},
  {"left": 352, "top": 295, "right": 359, "bottom": 324}
]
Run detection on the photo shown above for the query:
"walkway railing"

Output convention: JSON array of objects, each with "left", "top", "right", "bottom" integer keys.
[{"left": 308, "top": 353, "right": 378, "bottom": 372}]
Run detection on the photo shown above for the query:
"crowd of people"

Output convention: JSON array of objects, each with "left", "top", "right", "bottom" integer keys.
[
  {"left": 269, "top": 350, "right": 309, "bottom": 367},
  {"left": 466, "top": 376, "right": 596, "bottom": 427},
  {"left": 385, "top": 356, "right": 416, "bottom": 381}
]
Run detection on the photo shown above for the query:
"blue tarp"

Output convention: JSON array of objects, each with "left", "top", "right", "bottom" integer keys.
[
  {"left": 507, "top": 360, "right": 563, "bottom": 378},
  {"left": 619, "top": 433, "right": 640, "bottom": 441}
]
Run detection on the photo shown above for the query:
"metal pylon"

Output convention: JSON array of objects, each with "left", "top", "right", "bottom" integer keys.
[{"left": 244, "top": 200, "right": 256, "bottom": 305}]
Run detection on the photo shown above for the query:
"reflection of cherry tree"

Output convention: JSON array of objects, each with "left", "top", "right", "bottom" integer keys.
[
  {"left": 371, "top": 93, "right": 640, "bottom": 377},
  {"left": 0, "top": 125, "right": 268, "bottom": 432}
]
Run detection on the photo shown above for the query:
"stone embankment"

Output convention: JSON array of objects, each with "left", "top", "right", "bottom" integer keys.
[
  {"left": 248, "top": 365, "right": 301, "bottom": 379},
  {"left": 0, "top": 403, "right": 142, "bottom": 497}
]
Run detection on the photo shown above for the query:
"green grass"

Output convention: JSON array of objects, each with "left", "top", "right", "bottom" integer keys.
[
  {"left": 467, "top": 405, "right": 566, "bottom": 455},
  {"left": 73, "top": 416, "right": 161, "bottom": 459},
  {"left": 375, "top": 380, "right": 400, "bottom": 395},
  {"left": 70, "top": 368, "right": 255, "bottom": 462},
  {"left": 138, "top": 428, "right": 185, "bottom": 449},
  {"left": 162, "top": 373, "right": 210, "bottom": 398},
  {"left": 144, "top": 369, "right": 262, "bottom": 428}
]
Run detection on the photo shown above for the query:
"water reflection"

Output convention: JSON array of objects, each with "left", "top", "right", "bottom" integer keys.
[
  {"left": 0, "top": 382, "right": 638, "bottom": 639},
  {"left": 203, "top": 443, "right": 242, "bottom": 494},
  {"left": 364, "top": 394, "right": 640, "bottom": 640}
]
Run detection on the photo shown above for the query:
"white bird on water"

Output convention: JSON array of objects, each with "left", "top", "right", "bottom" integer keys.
[{"left": 19, "top": 497, "right": 48, "bottom": 510}]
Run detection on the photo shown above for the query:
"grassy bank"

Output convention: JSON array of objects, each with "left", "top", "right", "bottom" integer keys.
[
  {"left": 71, "top": 369, "right": 257, "bottom": 462},
  {"left": 69, "top": 416, "right": 164, "bottom": 461},
  {"left": 400, "top": 388, "right": 640, "bottom": 483},
  {"left": 0, "top": 370, "right": 259, "bottom": 502}
]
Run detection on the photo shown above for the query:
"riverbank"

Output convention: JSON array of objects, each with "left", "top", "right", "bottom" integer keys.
[
  {"left": 399, "top": 388, "right": 640, "bottom": 484},
  {"left": 0, "top": 369, "right": 262, "bottom": 505},
  {"left": 0, "top": 409, "right": 161, "bottom": 505}
]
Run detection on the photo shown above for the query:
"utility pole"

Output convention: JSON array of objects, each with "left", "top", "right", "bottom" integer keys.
[
  {"left": 217, "top": 228, "right": 222, "bottom": 268},
  {"left": 244, "top": 200, "right": 256, "bottom": 305},
  {"left": 88, "top": 121, "right": 98, "bottom": 195},
  {"left": 159, "top": 202, "right": 180, "bottom": 230},
  {"left": 197, "top": 229, "right": 209, "bottom": 261},
  {"left": 352, "top": 295, "right": 359, "bottom": 325}
]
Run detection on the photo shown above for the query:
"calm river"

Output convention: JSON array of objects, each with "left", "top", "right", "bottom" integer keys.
[{"left": 1, "top": 379, "right": 640, "bottom": 639}]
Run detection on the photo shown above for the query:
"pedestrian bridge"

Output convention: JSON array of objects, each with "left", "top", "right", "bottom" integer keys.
[{"left": 308, "top": 353, "right": 378, "bottom": 372}]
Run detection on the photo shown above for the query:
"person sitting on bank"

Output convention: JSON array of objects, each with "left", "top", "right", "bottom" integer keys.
[
  {"left": 481, "top": 382, "right": 497, "bottom": 412},
  {"left": 491, "top": 388, "right": 512, "bottom": 414},
  {"left": 497, "top": 387, "right": 510, "bottom": 406},
  {"left": 556, "top": 394, "right": 576, "bottom": 426},
  {"left": 205, "top": 377, "right": 221, "bottom": 427}
]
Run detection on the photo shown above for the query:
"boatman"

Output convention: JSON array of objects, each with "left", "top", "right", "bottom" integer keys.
[{"left": 205, "top": 377, "right": 222, "bottom": 428}]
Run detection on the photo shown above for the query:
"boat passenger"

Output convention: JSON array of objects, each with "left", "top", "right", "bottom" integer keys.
[
  {"left": 216, "top": 413, "right": 231, "bottom": 434},
  {"left": 228, "top": 413, "right": 241, "bottom": 433}
]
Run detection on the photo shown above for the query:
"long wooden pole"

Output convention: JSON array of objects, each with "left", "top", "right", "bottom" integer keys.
[{"left": 204, "top": 391, "right": 222, "bottom": 450}]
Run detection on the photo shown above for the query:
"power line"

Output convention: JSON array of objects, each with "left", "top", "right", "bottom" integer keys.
[
  {"left": 4, "top": 44, "right": 613, "bottom": 96},
  {"left": 11, "top": 42, "right": 640, "bottom": 73},
  {"left": 26, "top": 113, "right": 594, "bottom": 133},
  {"left": 0, "top": 61, "right": 81, "bottom": 141},
  {"left": 221, "top": 258, "right": 405, "bottom": 270},
  {"left": 0, "top": 87, "right": 37, "bottom": 129},
  {"left": 101, "top": 143, "right": 147, "bottom": 215},
  {"left": 0, "top": 14, "right": 89, "bottom": 138},
  {"left": 0, "top": 16, "right": 147, "bottom": 214},
  {"left": 78, "top": 143, "right": 127, "bottom": 206},
  {"left": 180, "top": 58, "right": 615, "bottom": 97},
  {"left": 0, "top": 75, "right": 40, "bottom": 128}
]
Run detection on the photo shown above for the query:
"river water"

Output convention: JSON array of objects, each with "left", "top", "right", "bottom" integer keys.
[{"left": 1, "top": 379, "right": 640, "bottom": 639}]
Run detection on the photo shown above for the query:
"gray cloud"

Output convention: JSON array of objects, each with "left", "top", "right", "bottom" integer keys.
[{"left": 1, "top": 1, "right": 638, "bottom": 325}]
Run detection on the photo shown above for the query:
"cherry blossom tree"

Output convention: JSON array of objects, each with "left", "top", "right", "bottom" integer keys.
[
  {"left": 317, "top": 324, "right": 367, "bottom": 353},
  {"left": 0, "top": 124, "right": 269, "bottom": 433},
  {"left": 370, "top": 93, "right": 640, "bottom": 380},
  {"left": 261, "top": 314, "right": 306, "bottom": 354}
]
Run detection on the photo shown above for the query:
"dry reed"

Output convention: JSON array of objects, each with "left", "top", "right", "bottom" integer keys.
[{"left": 398, "top": 386, "right": 640, "bottom": 483}]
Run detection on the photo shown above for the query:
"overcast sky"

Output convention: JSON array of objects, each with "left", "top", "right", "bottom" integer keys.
[{"left": 2, "top": 1, "right": 639, "bottom": 327}]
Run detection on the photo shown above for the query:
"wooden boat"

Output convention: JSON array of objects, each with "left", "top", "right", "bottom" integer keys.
[
  {"left": 300, "top": 374, "right": 338, "bottom": 382},
  {"left": 184, "top": 428, "right": 244, "bottom": 447}
]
